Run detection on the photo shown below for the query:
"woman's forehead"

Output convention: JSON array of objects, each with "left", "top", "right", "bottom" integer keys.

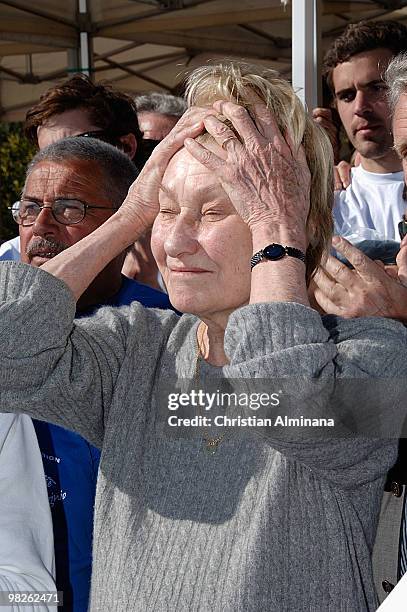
[{"left": 162, "top": 147, "right": 223, "bottom": 197}]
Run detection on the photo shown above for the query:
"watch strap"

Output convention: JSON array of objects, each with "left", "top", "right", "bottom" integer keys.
[{"left": 251, "top": 244, "right": 306, "bottom": 269}]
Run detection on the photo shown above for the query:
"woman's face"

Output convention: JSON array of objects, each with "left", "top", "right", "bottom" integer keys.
[{"left": 151, "top": 146, "right": 252, "bottom": 323}]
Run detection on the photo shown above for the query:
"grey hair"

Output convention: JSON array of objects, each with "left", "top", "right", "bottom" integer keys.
[
  {"left": 386, "top": 53, "right": 407, "bottom": 115},
  {"left": 134, "top": 92, "right": 187, "bottom": 117},
  {"left": 25, "top": 137, "right": 138, "bottom": 207}
]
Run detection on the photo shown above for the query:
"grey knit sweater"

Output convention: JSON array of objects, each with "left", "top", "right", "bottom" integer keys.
[{"left": 1, "top": 261, "right": 406, "bottom": 612}]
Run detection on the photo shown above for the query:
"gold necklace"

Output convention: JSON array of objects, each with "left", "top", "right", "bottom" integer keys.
[{"left": 195, "top": 322, "right": 226, "bottom": 455}]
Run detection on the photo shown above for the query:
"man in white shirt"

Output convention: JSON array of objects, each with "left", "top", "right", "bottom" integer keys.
[
  {"left": 312, "top": 52, "right": 407, "bottom": 606},
  {"left": 0, "top": 236, "right": 19, "bottom": 262},
  {"left": 322, "top": 20, "right": 407, "bottom": 241},
  {"left": 0, "top": 414, "right": 56, "bottom": 611}
]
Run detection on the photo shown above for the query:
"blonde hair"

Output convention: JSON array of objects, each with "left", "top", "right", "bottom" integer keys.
[{"left": 185, "top": 61, "right": 334, "bottom": 283}]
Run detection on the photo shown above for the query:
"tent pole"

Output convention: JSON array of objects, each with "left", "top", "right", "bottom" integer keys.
[
  {"left": 78, "top": 0, "right": 92, "bottom": 78},
  {"left": 291, "top": 0, "right": 321, "bottom": 112},
  {"left": 67, "top": 48, "right": 80, "bottom": 76}
]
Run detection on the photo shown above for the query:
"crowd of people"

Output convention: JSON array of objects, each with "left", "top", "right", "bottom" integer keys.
[{"left": 0, "top": 17, "right": 407, "bottom": 612}]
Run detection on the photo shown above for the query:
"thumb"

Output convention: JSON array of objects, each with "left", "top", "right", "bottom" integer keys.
[{"left": 396, "top": 237, "right": 407, "bottom": 286}]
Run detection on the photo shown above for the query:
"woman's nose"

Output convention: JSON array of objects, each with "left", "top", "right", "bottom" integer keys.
[{"left": 163, "top": 215, "right": 199, "bottom": 259}]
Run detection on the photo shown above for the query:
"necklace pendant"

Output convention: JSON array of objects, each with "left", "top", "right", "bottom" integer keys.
[{"left": 205, "top": 439, "right": 219, "bottom": 455}]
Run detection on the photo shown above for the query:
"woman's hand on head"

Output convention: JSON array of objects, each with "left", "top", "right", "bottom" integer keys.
[
  {"left": 117, "top": 106, "right": 212, "bottom": 235},
  {"left": 183, "top": 100, "right": 310, "bottom": 250}
]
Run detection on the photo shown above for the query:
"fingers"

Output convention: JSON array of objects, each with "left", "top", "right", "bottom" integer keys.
[
  {"left": 311, "top": 268, "right": 346, "bottom": 315},
  {"left": 176, "top": 106, "right": 216, "bottom": 128},
  {"left": 313, "top": 286, "right": 344, "bottom": 316},
  {"left": 312, "top": 108, "right": 336, "bottom": 135},
  {"left": 335, "top": 161, "right": 352, "bottom": 189},
  {"left": 396, "top": 236, "right": 407, "bottom": 287},
  {"left": 313, "top": 266, "right": 341, "bottom": 296},
  {"left": 183, "top": 137, "right": 224, "bottom": 171},
  {"left": 143, "top": 115, "right": 205, "bottom": 170},
  {"left": 212, "top": 100, "right": 290, "bottom": 156},
  {"left": 154, "top": 106, "right": 214, "bottom": 156},
  {"left": 251, "top": 103, "right": 286, "bottom": 147},
  {"left": 312, "top": 107, "right": 334, "bottom": 122},
  {"left": 202, "top": 115, "right": 243, "bottom": 154},
  {"left": 334, "top": 167, "right": 344, "bottom": 192},
  {"left": 313, "top": 265, "right": 351, "bottom": 314},
  {"left": 384, "top": 264, "right": 399, "bottom": 280},
  {"left": 322, "top": 250, "right": 357, "bottom": 288},
  {"left": 353, "top": 152, "right": 362, "bottom": 167},
  {"left": 212, "top": 100, "right": 261, "bottom": 147},
  {"left": 315, "top": 238, "right": 407, "bottom": 320},
  {"left": 312, "top": 107, "right": 339, "bottom": 163},
  {"left": 331, "top": 236, "right": 380, "bottom": 281}
]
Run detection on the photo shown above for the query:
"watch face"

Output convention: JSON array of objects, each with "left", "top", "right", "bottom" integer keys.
[{"left": 263, "top": 243, "right": 286, "bottom": 260}]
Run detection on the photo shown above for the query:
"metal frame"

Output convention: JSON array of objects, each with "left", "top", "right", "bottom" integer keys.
[
  {"left": 291, "top": 0, "right": 320, "bottom": 110},
  {"left": 1, "top": 0, "right": 407, "bottom": 119}
]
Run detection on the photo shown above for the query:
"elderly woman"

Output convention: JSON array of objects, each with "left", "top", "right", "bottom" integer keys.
[{"left": 0, "top": 61, "right": 405, "bottom": 611}]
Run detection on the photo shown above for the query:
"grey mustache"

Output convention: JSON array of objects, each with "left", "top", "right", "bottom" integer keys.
[{"left": 26, "top": 237, "right": 67, "bottom": 257}]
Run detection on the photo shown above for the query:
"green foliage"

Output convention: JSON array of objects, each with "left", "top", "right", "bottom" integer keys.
[{"left": 0, "top": 123, "right": 36, "bottom": 241}]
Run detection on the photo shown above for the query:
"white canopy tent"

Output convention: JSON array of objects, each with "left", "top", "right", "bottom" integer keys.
[{"left": 0, "top": 0, "right": 407, "bottom": 121}]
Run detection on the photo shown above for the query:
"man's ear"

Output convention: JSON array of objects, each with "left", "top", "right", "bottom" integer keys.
[{"left": 118, "top": 133, "right": 137, "bottom": 161}]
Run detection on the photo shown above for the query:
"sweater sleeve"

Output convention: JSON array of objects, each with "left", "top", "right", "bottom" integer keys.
[
  {"left": 0, "top": 414, "right": 57, "bottom": 612},
  {"left": 0, "top": 262, "right": 175, "bottom": 447},
  {"left": 223, "top": 301, "right": 406, "bottom": 488}
]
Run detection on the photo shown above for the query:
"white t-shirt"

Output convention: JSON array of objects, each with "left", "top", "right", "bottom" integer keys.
[
  {"left": 333, "top": 165, "right": 405, "bottom": 241},
  {"left": 0, "top": 237, "right": 20, "bottom": 262},
  {"left": 0, "top": 414, "right": 56, "bottom": 611}
]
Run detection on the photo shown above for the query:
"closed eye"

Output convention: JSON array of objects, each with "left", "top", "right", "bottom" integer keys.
[
  {"left": 203, "top": 209, "right": 222, "bottom": 215},
  {"left": 159, "top": 208, "right": 178, "bottom": 216},
  {"left": 201, "top": 208, "right": 227, "bottom": 220}
]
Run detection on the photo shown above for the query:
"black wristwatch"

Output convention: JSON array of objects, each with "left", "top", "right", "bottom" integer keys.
[{"left": 251, "top": 243, "right": 306, "bottom": 269}]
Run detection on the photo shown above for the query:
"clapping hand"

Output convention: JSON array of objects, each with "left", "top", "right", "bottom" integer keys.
[{"left": 312, "top": 236, "right": 407, "bottom": 321}]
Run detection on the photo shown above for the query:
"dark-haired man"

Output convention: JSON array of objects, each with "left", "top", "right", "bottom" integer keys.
[
  {"left": 0, "top": 75, "right": 142, "bottom": 264},
  {"left": 312, "top": 51, "right": 407, "bottom": 605},
  {"left": 25, "top": 74, "right": 142, "bottom": 158},
  {"left": 0, "top": 75, "right": 162, "bottom": 290},
  {"left": 317, "top": 20, "right": 407, "bottom": 240},
  {"left": 10, "top": 137, "right": 171, "bottom": 612}
]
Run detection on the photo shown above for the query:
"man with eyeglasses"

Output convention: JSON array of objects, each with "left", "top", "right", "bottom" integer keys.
[
  {"left": 0, "top": 75, "right": 141, "bottom": 263},
  {"left": 0, "top": 74, "right": 157, "bottom": 273},
  {"left": 6, "top": 136, "right": 171, "bottom": 612}
]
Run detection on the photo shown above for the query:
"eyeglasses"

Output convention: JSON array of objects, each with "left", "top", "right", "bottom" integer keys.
[
  {"left": 9, "top": 199, "right": 118, "bottom": 226},
  {"left": 399, "top": 215, "right": 407, "bottom": 241}
]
